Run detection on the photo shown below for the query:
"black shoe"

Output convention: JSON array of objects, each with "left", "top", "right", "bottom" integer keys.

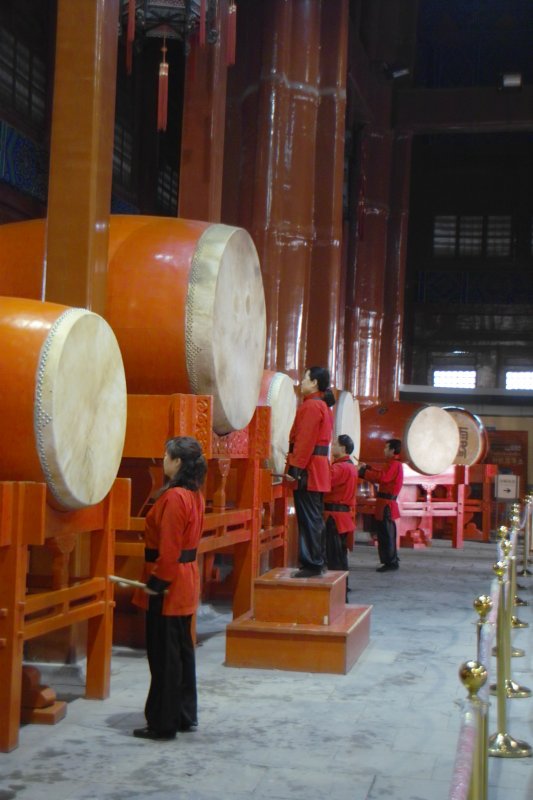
[
  {"left": 178, "top": 721, "right": 198, "bottom": 732},
  {"left": 376, "top": 564, "right": 399, "bottom": 573},
  {"left": 133, "top": 726, "right": 176, "bottom": 740},
  {"left": 291, "top": 568, "right": 323, "bottom": 578}
]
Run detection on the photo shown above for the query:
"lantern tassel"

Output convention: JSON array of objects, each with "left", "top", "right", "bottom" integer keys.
[
  {"left": 199, "top": 0, "right": 206, "bottom": 47},
  {"left": 126, "top": 0, "right": 135, "bottom": 74},
  {"left": 227, "top": 3, "right": 237, "bottom": 66},
  {"left": 157, "top": 41, "right": 169, "bottom": 132}
]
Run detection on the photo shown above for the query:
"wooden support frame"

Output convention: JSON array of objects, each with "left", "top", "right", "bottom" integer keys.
[
  {"left": 357, "top": 463, "right": 498, "bottom": 549},
  {"left": 0, "top": 478, "right": 131, "bottom": 752}
]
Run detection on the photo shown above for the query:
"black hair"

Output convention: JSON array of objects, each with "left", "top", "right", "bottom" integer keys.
[
  {"left": 386, "top": 438, "right": 402, "bottom": 455},
  {"left": 161, "top": 436, "right": 207, "bottom": 493},
  {"left": 337, "top": 434, "right": 354, "bottom": 455},
  {"left": 307, "top": 366, "right": 336, "bottom": 408}
]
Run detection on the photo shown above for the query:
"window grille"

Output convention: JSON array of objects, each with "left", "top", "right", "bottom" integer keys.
[{"left": 433, "top": 370, "right": 476, "bottom": 388}]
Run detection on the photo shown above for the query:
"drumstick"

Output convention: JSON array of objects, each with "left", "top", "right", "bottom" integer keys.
[
  {"left": 109, "top": 574, "right": 147, "bottom": 590},
  {"left": 271, "top": 472, "right": 296, "bottom": 482}
]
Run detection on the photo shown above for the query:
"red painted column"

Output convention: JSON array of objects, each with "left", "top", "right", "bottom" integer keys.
[
  {"left": 178, "top": 0, "right": 229, "bottom": 221},
  {"left": 347, "top": 102, "right": 393, "bottom": 405},
  {"left": 306, "top": 0, "right": 349, "bottom": 379},
  {"left": 240, "top": 0, "right": 321, "bottom": 380},
  {"left": 379, "top": 131, "right": 413, "bottom": 402},
  {"left": 46, "top": 0, "right": 119, "bottom": 312}
]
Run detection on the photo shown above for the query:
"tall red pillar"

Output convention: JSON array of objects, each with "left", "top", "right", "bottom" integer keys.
[
  {"left": 178, "top": 0, "right": 229, "bottom": 221},
  {"left": 306, "top": 1, "right": 349, "bottom": 380},
  {"left": 379, "top": 131, "right": 413, "bottom": 402},
  {"left": 345, "top": 96, "right": 393, "bottom": 405}
]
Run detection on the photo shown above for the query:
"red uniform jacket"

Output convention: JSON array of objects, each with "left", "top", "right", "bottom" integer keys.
[
  {"left": 323, "top": 456, "right": 358, "bottom": 533},
  {"left": 363, "top": 455, "right": 403, "bottom": 521},
  {"left": 287, "top": 392, "right": 333, "bottom": 492},
  {"left": 132, "top": 486, "right": 205, "bottom": 616}
]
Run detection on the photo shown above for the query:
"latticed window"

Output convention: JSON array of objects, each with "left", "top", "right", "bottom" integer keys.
[
  {"left": 157, "top": 162, "right": 178, "bottom": 215},
  {"left": 433, "top": 215, "right": 457, "bottom": 256},
  {"left": 113, "top": 121, "right": 134, "bottom": 189},
  {"left": 433, "top": 370, "right": 476, "bottom": 388},
  {"left": 458, "top": 216, "right": 483, "bottom": 257},
  {"left": 486, "top": 215, "right": 511, "bottom": 257},
  {"left": 0, "top": 26, "right": 46, "bottom": 127},
  {"left": 505, "top": 371, "right": 533, "bottom": 390}
]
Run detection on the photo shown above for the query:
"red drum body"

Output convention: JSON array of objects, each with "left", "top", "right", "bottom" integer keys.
[
  {"left": 0, "top": 216, "right": 267, "bottom": 435},
  {"left": 443, "top": 407, "right": 488, "bottom": 466},
  {"left": 0, "top": 296, "right": 127, "bottom": 509},
  {"left": 258, "top": 370, "right": 297, "bottom": 474},
  {"left": 360, "top": 401, "right": 460, "bottom": 476},
  {"left": 333, "top": 390, "right": 361, "bottom": 460}
]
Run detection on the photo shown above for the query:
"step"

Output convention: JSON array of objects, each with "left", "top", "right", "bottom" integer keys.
[
  {"left": 225, "top": 604, "right": 372, "bottom": 675},
  {"left": 253, "top": 567, "right": 347, "bottom": 625}
]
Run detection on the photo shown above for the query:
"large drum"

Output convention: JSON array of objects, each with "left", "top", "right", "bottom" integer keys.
[
  {"left": 0, "top": 216, "right": 267, "bottom": 435},
  {"left": 258, "top": 371, "right": 297, "bottom": 473},
  {"left": 333, "top": 390, "right": 361, "bottom": 460},
  {"left": 360, "top": 401, "right": 460, "bottom": 476},
  {"left": 443, "top": 406, "right": 488, "bottom": 466},
  {"left": 0, "top": 297, "right": 127, "bottom": 509}
]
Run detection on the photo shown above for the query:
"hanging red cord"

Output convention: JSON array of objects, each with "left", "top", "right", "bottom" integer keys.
[
  {"left": 157, "top": 39, "right": 169, "bottom": 132},
  {"left": 227, "top": 2, "right": 237, "bottom": 66},
  {"left": 199, "top": 0, "right": 206, "bottom": 46}
]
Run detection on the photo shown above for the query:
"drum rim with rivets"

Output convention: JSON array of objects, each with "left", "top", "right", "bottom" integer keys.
[
  {"left": 443, "top": 406, "right": 489, "bottom": 466},
  {"left": 0, "top": 297, "right": 127, "bottom": 509}
]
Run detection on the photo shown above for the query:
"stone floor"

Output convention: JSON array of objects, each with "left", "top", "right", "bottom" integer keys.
[{"left": 1, "top": 538, "right": 532, "bottom": 800}]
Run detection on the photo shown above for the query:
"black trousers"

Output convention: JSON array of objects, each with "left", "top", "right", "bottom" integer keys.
[
  {"left": 376, "top": 506, "right": 399, "bottom": 567},
  {"left": 325, "top": 516, "right": 350, "bottom": 574},
  {"left": 293, "top": 488, "right": 325, "bottom": 571},
  {"left": 144, "top": 609, "right": 197, "bottom": 734}
]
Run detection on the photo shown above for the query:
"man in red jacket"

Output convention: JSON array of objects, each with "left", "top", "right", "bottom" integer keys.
[
  {"left": 324, "top": 434, "right": 358, "bottom": 599},
  {"left": 358, "top": 439, "right": 403, "bottom": 572},
  {"left": 286, "top": 366, "right": 334, "bottom": 578}
]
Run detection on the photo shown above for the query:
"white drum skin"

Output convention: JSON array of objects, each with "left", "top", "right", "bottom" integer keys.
[
  {"left": 360, "top": 401, "right": 460, "bottom": 476},
  {"left": 0, "top": 297, "right": 127, "bottom": 509},
  {"left": 333, "top": 391, "right": 361, "bottom": 461},
  {"left": 259, "top": 371, "right": 297, "bottom": 474},
  {"left": 105, "top": 217, "right": 267, "bottom": 435}
]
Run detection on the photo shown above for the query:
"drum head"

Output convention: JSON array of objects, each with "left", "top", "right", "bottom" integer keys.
[
  {"left": 404, "top": 406, "right": 460, "bottom": 475},
  {"left": 262, "top": 372, "right": 297, "bottom": 473},
  {"left": 443, "top": 407, "right": 488, "bottom": 466},
  {"left": 187, "top": 225, "right": 267, "bottom": 434},
  {"left": 35, "top": 309, "right": 127, "bottom": 509},
  {"left": 334, "top": 391, "right": 361, "bottom": 460}
]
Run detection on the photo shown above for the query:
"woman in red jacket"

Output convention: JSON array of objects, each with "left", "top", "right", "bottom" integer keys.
[
  {"left": 132, "top": 436, "right": 207, "bottom": 740},
  {"left": 286, "top": 366, "right": 335, "bottom": 578}
]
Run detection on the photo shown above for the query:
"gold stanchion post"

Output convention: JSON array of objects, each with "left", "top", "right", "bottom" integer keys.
[
  {"left": 490, "top": 540, "right": 531, "bottom": 699},
  {"left": 517, "top": 494, "right": 532, "bottom": 578},
  {"left": 459, "top": 660, "right": 488, "bottom": 800},
  {"left": 488, "top": 561, "right": 532, "bottom": 757}
]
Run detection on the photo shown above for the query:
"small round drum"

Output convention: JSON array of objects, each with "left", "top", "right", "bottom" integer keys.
[
  {"left": 360, "top": 401, "right": 460, "bottom": 475},
  {"left": 443, "top": 406, "right": 488, "bottom": 466},
  {"left": 258, "top": 371, "right": 297, "bottom": 474},
  {"left": 0, "top": 297, "right": 127, "bottom": 509},
  {"left": 0, "top": 216, "right": 267, "bottom": 435},
  {"left": 333, "top": 390, "right": 361, "bottom": 460}
]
